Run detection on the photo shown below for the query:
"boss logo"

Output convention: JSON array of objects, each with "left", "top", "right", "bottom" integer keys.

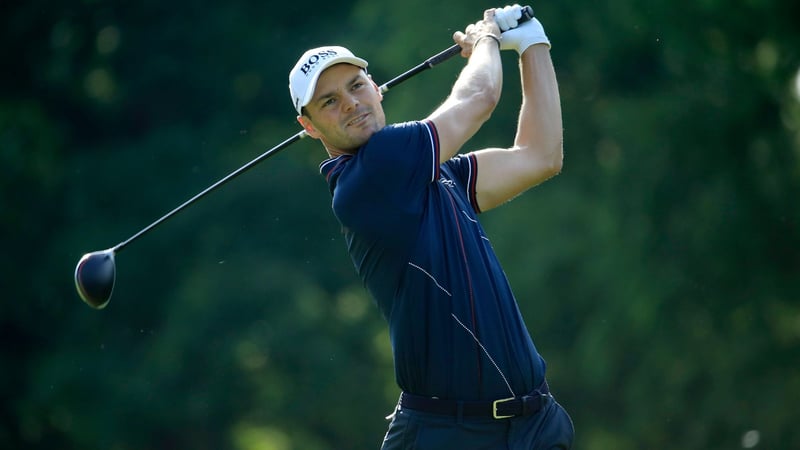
[{"left": 300, "top": 49, "right": 339, "bottom": 75}]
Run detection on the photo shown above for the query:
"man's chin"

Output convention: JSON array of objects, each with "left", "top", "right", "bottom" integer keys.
[{"left": 349, "top": 128, "right": 379, "bottom": 148}]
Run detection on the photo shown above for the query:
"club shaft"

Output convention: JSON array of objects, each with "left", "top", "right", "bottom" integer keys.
[
  {"left": 110, "top": 27, "right": 517, "bottom": 253},
  {"left": 112, "top": 130, "right": 306, "bottom": 253},
  {"left": 380, "top": 45, "right": 462, "bottom": 94}
]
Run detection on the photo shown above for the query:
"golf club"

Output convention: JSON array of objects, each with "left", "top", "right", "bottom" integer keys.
[{"left": 74, "top": 6, "right": 535, "bottom": 309}]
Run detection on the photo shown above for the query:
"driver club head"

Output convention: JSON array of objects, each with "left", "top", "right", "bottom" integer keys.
[{"left": 74, "top": 250, "right": 116, "bottom": 309}]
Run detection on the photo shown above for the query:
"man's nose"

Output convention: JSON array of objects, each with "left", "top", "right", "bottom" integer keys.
[{"left": 342, "top": 93, "right": 359, "bottom": 111}]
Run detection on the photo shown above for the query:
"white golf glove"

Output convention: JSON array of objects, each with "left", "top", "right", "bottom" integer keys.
[
  {"left": 494, "top": 4, "right": 550, "bottom": 53},
  {"left": 494, "top": 4, "right": 524, "bottom": 31}
]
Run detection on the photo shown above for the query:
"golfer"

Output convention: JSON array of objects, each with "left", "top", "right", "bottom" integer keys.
[{"left": 289, "top": 4, "right": 573, "bottom": 449}]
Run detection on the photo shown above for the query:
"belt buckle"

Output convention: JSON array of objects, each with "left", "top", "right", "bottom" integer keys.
[{"left": 492, "top": 397, "right": 516, "bottom": 419}]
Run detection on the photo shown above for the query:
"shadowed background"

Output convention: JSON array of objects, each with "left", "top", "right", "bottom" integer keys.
[{"left": 2, "top": 0, "right": 800, "bottom": 448}]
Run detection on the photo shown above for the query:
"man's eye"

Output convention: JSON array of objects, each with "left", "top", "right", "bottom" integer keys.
[{"left": 323, "top": 98, "right": 336, "bottom": 107}]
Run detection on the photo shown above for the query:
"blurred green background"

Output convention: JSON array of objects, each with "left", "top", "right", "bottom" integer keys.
[{"left": 3, "top": 0, "right": 799, "bottom": 448}]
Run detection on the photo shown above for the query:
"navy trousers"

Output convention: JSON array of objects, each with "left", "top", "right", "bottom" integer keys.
[{"left": 381, "top": 394, "right": 574, "bottom": 449}]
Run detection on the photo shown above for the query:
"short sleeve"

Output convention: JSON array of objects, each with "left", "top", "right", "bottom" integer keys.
[{"left": 441, "top": 153, "right": 481, "bottom": 213}]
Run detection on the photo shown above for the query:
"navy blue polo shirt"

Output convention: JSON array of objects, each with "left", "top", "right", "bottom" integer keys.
[{"left": 320, "top": 120, "right": 545, "bottom": 401}]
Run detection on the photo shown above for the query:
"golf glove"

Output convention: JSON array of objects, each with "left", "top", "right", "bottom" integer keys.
[
  {"left": 494, "top": 4, "right": 524, "bottom": 31},
  {"left": 495, "top": 4, "right": 551, "bottom": 53}
]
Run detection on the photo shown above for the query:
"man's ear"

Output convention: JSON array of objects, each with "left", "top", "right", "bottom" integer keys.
[
  {"left": 297, "top": 115, "right": 321, "bottom": 139},
  {"left": 368, "top": 74, "right": 383, "bottom": 102}
]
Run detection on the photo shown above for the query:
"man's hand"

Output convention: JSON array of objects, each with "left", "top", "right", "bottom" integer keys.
[
  {"left": 453, "top": 9, "right": 502, "bottom": 58},
  {"left": 494, "top": 4, "right": 550, "bottom": 54},
  {"left": 494, "top": 4, "right": 524, "bottom": 31}
]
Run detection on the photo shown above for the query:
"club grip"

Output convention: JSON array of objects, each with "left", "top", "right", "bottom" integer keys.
[{"left": 519, "top": 5, "right": 534, "bottom": 23}]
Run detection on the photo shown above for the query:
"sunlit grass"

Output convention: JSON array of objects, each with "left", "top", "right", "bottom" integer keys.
[{"left": 231, "top": 424, "right": 291, "bottom": 450}]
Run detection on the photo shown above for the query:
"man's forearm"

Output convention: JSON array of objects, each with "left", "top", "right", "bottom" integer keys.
[
  {"left": 515, "top": 44, "right": 562, "bottom": 168},
  {"left": 453, "top": 38, "right": 504, "bottom": 110},
  {"left": 430, "top": 36, "right": 504, "bottom": 162}
]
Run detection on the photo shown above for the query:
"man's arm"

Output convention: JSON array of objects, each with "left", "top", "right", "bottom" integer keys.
[
  {"left": 427, "top": 9, "right": 503, "bottom": 163},
  {"left": 474, "top": 38, "right": 563, "bottom": 212}
]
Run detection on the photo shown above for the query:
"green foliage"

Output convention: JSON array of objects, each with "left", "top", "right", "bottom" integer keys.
[{"left": 2, "top": 0, "right": 799, "bottom": 448}]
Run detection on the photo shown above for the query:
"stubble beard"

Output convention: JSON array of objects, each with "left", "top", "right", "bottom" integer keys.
[{"left": 337, "top": 108, "right": 385, "bottom": 153}]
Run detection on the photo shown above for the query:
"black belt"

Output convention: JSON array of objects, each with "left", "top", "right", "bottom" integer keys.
[{"left": 399, "top": 380, "right": 550, "bottom": 420}]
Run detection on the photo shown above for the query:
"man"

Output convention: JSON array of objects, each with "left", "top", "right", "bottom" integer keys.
[{"left": 288, "top": 4, "right": 573, "bottom": 449}]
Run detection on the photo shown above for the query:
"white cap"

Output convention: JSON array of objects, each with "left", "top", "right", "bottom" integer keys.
[{"left": 289, "top": 46, "right": 369, "bottom": 114}]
